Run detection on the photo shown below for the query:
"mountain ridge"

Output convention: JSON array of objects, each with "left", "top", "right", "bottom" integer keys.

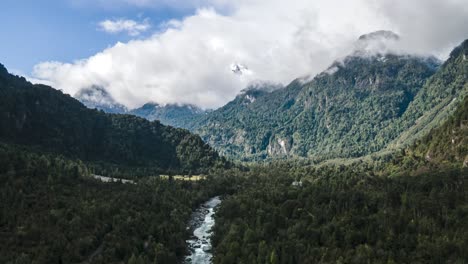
[
  {"left": 129, "top": 102, "right": 205, "bottom": 129},
  {"left": 0, "top": 66, "right": 226, "bottom": 174},
  {"left": 74, "top": 86, "right": 206, "bottom": 129},
  {"left": 75, "top": 85, "right": 128, "bottom": 114},
  {"left": 187, "top": 37, "right": 467, "bottom": 162}
]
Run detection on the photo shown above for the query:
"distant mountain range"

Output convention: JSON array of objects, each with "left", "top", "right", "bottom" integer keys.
[
  {"left": 72, "top": 31, "right": 467, "bottom": 163},
  {"left": 75, "top": 86, "right": 128, "bottom": 114},
  {"left": 129, "top": 102, "right": 206, "bottom": 128},
  {"left": 75, "top": 86, "right": 206, "bottom": 128}
]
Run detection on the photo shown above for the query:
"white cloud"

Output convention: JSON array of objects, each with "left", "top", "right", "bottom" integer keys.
[
  {"left": 98, "top": 18, "right": 150, "bottom": 36},
  {"left": 33, "top": 0, "right": 468, "bottom": 109}
]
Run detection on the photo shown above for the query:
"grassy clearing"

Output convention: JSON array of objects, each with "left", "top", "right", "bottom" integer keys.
[{"left": 159, "top": 175, "right": 207, "bottom": 181}]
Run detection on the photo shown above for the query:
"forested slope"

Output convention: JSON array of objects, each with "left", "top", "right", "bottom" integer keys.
[
  {"left": 387, "top": 39, "right": 468, "bottom": 150},
  {"left": 211, "top": 96, "right": 468, "bottom": 263},
  {"left": 0, "top": 64, "right": 226, "bottom": 175},
  {"left": 412, "top": 95, "right": 467, "bottom": 165}
]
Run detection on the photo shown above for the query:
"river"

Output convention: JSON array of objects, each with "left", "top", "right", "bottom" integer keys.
[{"left": 185, "top": 196, "right": 222, "bottom": 264}]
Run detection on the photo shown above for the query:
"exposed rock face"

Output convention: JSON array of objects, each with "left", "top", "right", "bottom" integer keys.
[{"left": 267, "top": 137, "right": 292, "bottom": 156}]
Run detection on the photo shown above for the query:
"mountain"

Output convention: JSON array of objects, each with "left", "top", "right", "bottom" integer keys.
[
  {"left": 358, "top": 30, "right": 400, "bottom": 41},
  {"left": 75, "top": 86, "right": 127, "bottom": 114},
  {"left": 353, "top": 30, "right": 400, "bottom": 56},
  {"left": 236, "top": 81, "right": 285, "bottom": 104},
  {"left": 130, "top": 102, "right": 205, "bottom": 129},
  {"left": 210, "top": 97, "right": 468, "bottom": 264},
  {"left": 0, "top": 64, "right": 226, "bottom": 174},
  {"left": 74, "top": 86, "right": 206, "bottom": 129},
  {"left": 189, "top": 34, "right": 467, "bottom": 161}
]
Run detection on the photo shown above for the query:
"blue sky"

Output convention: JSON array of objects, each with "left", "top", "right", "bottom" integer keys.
[
  {"left": 0, "top": 0, "right": 190, "bottom": 74},
  {"left": 3, "top": 0, "right": 467, "bottom": 109}
]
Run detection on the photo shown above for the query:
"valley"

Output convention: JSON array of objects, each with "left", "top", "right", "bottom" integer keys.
[{"left": 0, "top": 31, "right": 466, "bottom": 264}]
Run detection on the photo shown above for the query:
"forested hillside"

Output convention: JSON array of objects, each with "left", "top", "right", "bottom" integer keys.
[
  {"left": 190, "top": 37, "right": 467, "bottom": 162},
  {"left": 387, "top": 39, "right": 468, "bottom": 149},
  {"left": 412, "top": 96, "right": 467, "bottom": 165},
  {"left": 0, "top": 64, "right": 226, "bottom": 175},
  {"left": 210, "top": 96, "right": 468, "bottom": 263},
  {"left": 2, "top": 92, "right": 465, "bottom": 264}
]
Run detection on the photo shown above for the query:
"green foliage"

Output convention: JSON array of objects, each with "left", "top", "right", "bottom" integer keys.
[
  {"left": 0, "top": 143, "right": 235, "bottom": 263},
  {"left": 0, "top": 66, "right": 227, "bottom": 174},
  {"left": 412, "top": 96, "right": 467, "bottom": 164},
  {"left": 211, "top": 164, "right": 468, "bottom": 264},
  {"left": 385, "top": 40, "right": 468, "bottom": 149},
  {"left": 210, "top": 96, "right": 468, "bottom": 263},
  {"left": 0, "top": 37, "right": 466, "bottom": 264}
]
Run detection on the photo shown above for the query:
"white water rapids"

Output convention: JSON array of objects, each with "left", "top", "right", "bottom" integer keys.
[{"left": 185, "top": 196, "right": 221, "bottom": 264}]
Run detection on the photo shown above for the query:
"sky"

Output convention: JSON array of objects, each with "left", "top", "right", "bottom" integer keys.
[
  {"left": 1, "top": 0, "right": 468, "bottom": 109},
  {"left": 0, "top": 0, "right": 188, "bottom": 73}
]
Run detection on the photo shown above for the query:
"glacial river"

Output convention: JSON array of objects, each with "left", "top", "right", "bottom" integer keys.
[{"left": 185, "top": 196, "right": 222, "bottom": 264}]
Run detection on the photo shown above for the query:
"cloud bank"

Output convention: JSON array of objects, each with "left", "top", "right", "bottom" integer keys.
[
  {"left": 33, "top": 0, "right": 468, "bottom": 109},
  {"left": 98, "top": 18, "right": 151, "bottom": 36}
]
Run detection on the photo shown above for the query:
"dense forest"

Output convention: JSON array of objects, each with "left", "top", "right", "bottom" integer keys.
[
  {"left": 411, "top": 94, "right": 468, "bottom": 165},
  {"left": 212, "top": 165, "right": 467, "bottom": 264},
  {"left": 0, "top": 143, "right": 238, "bottom": 263},
  {"left": 1, "top": 96, "right": 466, "bottom": 263},
  {"left": 0, "top": 64, "right": 227, "bottom": 175}
]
